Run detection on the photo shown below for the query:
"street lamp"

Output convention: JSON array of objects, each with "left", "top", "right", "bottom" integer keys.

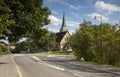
[
  {"left": 94, "top": 16, "right": 103, "bottom": 64},
  {"left": 116, "top": 19, "right": 120, "bottom": 28},
  {"left": 118, "top": 19, "right": 120, "bottom": 24},
  {"left": 118, "top": 19, "right": 120, "bottom": 28},
  {"left": 94, "top": 16, "right": 102, "bottom": 24}
]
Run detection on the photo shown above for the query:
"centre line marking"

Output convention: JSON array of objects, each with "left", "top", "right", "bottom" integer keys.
[
  {"left": 74, "top": 73, "right": 83, "bottom": 77},
  {"left": 12, "top": 56, "right": 22, "bottom": 77},
  {"left": 31, "top": 56, "right": 65, "bottom": 71}
]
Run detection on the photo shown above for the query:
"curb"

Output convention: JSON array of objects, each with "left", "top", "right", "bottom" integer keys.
[
  {"left": 31, "top": 56, "right": 41, "bottom": 62},
  {"left": 69, "top": 62, "right": 120, "bottom": 75},
  {"left": 31, "top": 55, "right": 120, "bottom": 75}
]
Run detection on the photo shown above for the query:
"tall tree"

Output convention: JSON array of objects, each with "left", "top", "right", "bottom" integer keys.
[
  {"left": 4, "top": 0, "right": 51, "bottom": 44},
  {"left": 70, "top": 21, "right": 120, "bottom": 66},
  {"left": 47, "top": 31, "right": 56, "bottom": 51},
  {"left": 0, "top": 0, "right": 14, "bottom": 37},
  {"left": 70, "top": 21, "right": 94, "bottom": 60}
]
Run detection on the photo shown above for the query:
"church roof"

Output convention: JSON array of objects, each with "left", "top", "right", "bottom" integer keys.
[
  {"left": 60, "top": 12, "right": 68, "bottom": 32},
  {"left": 56, "top": 31, "right": 68, "bottom": 43}
]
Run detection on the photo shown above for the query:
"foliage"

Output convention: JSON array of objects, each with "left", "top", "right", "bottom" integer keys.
[
  {"left": 0, "top": 46, "right": 9, "bottom": 55},
  {"left": 34, "top": 31, "right": 56, "bottom": 51},
  {"left": 13, "top": 38, "right": 37, "bottom": 53},
  {"left": 47, "top": 32, "right": 56, "bottom": 50},
  {"left": 0, "top": 0, "right": 14, "bottom": 37},
  {"left": 40, "top": 51, "right": 73, "bottom": 55},
  {"left": 2, "top": 0, "right": 51, "bottom": 49},
  {"left": 70, "top": 20, "right": 120, "bottom": 66},
  {"left": 0, "top": 0, "right": 51, "bottom": 50},
  {"left": 13, "top": 31, "right": 56, "bottom": 53}
]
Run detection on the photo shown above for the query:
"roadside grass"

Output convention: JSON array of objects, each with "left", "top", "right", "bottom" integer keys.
[
  {"left": 48, "top": 51, "right": 73, "bottom": 55},
  {"left": 0, "top": 46, "right": 10, "bottom": 57},
  {"left": 39, "top": 51, "right": 73, "bottom": 55},
  {"left": 37, "top": 51, "right": 120, "bottom": 67},
  {"left": 0, "top": 51, "right": 10, "bottom": 55},
  {"left": 0, "top": 52, "right": 9, "bottom": 57},
  {"left": 36, "top": 51, "right": 76, "bottom": 60}
]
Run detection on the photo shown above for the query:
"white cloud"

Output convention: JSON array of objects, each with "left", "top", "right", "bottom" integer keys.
[
  {"left": 18, "top": 38, "right": 27, "bottom": 43},
  {"left": 73, "top": 13, "right": 79, "bottom": 17},
  {"left": 67, "top": 21, "right": 79, "bottom": 27},
  {"left": 52, "top": 10, "right": 58, "bottom": 15},
  {"left": 87, "top": 12, "right": 109, "bottom": 23},
  {"left": 48, "top": 0, "right": 67, "bottom": 5},
  {"left": 48, "top": 28, "right": 59, "bottom": 33},
  {"left": 49, "top": 15, "right": 79, "bottom": 27},
  {"left": 48, "top": 15, "right": 79, "bottom": 34},
  {"left": 95, "top": 1, "right": 120, "bottom": 14},
  {"left": 47, "top": 0, "right": 61, "bottom": 3},
  {"left": 69, "top": 5, "right": 81, "bottom": 10},
  {"left": 49, "top": 15, "right": 62, "bottom": 26},
  {"left": 48, "top": 0, "right": 81, "bottom": 10},
  {"left": 72, "top": 13, "right": 80, "bottom": 18}
]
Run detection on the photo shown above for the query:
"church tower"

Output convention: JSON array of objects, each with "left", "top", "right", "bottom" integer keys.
[
  {"left": 55, "top": 12, "right": 71, "bottom": 51},
  {"left": 60, "top": 12, "right": 68, "bottom": 32}
]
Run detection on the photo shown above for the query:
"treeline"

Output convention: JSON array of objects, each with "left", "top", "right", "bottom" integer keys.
[
  {"left": 70, "top": 20, "right": 120, "bottom": 66},
  {"left": 0, "top": 46, "right": 9, "bottom": 55},
  {"left": 12, "top": 32, "right": 56, "bottom": 53},
  {"left": 0, "top": 0, "right": 51, "bottom": 52}
]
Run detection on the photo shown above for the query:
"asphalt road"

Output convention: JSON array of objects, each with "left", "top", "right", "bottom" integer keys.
[
  {"left": 1, "top": 54, "right": 119, "bottom": 77},
  {"left": 14, "top": 55, "right": 77, "bottom": 77},
  {"left": 0, "top": 55, "right": 19, "bottom": 77},
  {"left": 36, "top": 55, "right": 120, "bottom": 77}
]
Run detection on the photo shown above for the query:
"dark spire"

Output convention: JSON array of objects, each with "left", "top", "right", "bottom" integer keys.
[{"left": 60, "top": 12, "right": 68, "bottom": 32}]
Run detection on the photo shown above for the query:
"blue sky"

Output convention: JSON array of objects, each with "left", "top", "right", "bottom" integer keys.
[{"left": 43, "top": 0, "right": 120, "bottom": 33}]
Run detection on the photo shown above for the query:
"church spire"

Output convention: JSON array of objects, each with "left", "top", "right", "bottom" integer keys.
[{"left": 60, "top": 12, "right": 68, "bottom": 32}]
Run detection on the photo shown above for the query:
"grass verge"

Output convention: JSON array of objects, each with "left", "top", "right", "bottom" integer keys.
[{"left": 39, "top": 51, "right": 73, "bottom": 55}]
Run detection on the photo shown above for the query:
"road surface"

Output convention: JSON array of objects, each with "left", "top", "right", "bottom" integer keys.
[
  {"left": 36, "top": 55, "right": 120, "bottom": 77},
  {"left": 14, "top": 54, "right": 76, "bottom": 77},
  {"left": 1, "top": 54, "right": 120, "bottom": 77}
]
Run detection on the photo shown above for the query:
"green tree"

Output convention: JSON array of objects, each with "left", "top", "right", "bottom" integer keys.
[
  {"left": 70, "top": 21, "right": 120, "bottom": 66},
  {"left": 47, "top": 32, "right": 56, "bottom": 51},
  {"left": 13, "top": 38, "right": 38, "bottom": 53},
  {"left": 0, "top": 0, "right": 14, "bottom": 37},
  {"left": 38, "top": 31, "right": 56, "bottom": 51},
  {"left": 70, "top": 21, "right": 94, "bottom": 61},
  {"left": 4, "top": 0, "right": 51, "bottom": 45}
]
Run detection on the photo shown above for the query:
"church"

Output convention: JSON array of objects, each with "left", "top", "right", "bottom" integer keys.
[{"left": 54, "top": 13, "right": 70, "bottom": 51}]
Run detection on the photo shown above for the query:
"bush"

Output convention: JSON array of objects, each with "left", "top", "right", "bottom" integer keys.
[
  {"left": 0, "top": 46, "right": 9, "bottom": 55},
  {"left": 70, "top": 21, "right": 120, "bottom": 67}
]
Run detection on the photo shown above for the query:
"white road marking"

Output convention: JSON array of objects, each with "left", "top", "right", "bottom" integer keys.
[
  {"left": 47, "top": 55, "right": 55, "bottom": 57},
  {"left": 31, "top": 56, "right": 41, "bottom": 62},
  {"left": 7, "top": 56, "right": 10, "bottom": 77},
  {"left": 31, "top": 56, "right": 84, "bottom": 77},
  {"left": 45, "top": 64, "right": 65, "bottom": 71},
  {"left": 12, "top": 56, "right": 22, "bottom": 77},
  {"left": 13, "top": 54, "right": 25, "bottom": 57},
  {"left": 74, "top": 73, "right": 83, "bottom": 77},
  {"left": 31, "top": 56, "right": 65, "bottom": 71}
]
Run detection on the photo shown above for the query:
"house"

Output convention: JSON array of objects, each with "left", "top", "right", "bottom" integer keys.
[
  {"left": 0, "top": 41, "right": 8, "bottom": 47},
  {"left": 0, "top": 35, "right": 8, "bottom": 47},
  {"left": 55, "top": 13, "right": 71, "bottom": 51}
]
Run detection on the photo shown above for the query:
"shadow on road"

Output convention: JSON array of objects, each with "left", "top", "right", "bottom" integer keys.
[
  {"left": 43, "top": 57, "right": 119, "bottom": 75},
  {"left": 46, "top": 59, "right": 106, "bottom": 73},
  {"left": 0, "top": 62, "right": 8, "bottom": 64}
]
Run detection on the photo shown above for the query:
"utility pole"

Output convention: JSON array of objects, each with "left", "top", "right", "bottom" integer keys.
[{"left": 94, "top": 16, "right": 103, "bottom": 64}]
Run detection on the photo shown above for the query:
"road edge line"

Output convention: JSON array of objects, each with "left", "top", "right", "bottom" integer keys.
[
  {"left": 31, "top": 56, "right": 65, "bottom": 71},
  {"left": 12, "top": 56, "right": 22, "bottom": 77},
  {"left": 74, "top": 73, "right": 83, "bottom": 77},
  {"left": 31, "top": 56, "right": 42, "bottom": 62}
]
